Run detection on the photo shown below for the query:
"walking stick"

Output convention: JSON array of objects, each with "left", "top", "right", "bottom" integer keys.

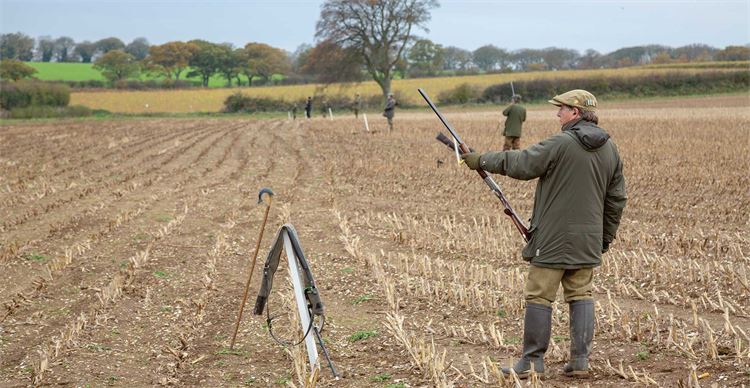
[{"left": 230, "top": 187, "right": 274, "bottom": 350}]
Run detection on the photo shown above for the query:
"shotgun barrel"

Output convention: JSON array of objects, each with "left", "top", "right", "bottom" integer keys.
[{"left": 420, "top": 88, "right": 531, "bottom": 242}]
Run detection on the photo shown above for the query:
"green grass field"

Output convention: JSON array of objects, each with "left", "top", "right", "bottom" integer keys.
[
  {"left": 27, "top": 60, "right": 749, "bottom": 90},
  {"left": 27, "top": 62, "right": 105, "bottom": 82},
  {"left": 25, "top": 62, "right": 237, "bottom": 87}
]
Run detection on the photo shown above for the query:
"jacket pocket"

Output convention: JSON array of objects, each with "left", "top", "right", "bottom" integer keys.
[
  {"left": 564, "top": 224, "right": 602, "bottom": 263},
  {"left": 522, "top": 225, "right": 538, "bottom": 260}
]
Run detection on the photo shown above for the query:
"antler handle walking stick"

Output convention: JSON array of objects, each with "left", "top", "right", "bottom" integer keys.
[{"left": 230, "top": 188, "right": 274, "bottom": 350}]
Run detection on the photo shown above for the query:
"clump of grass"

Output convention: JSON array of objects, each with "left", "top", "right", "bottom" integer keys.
[
  {"left": 341, "top": 267, "right": 354, "bottom": 273},
  {"left": 348, "top": 330, "right": 378, "bottom": 342},
  {"left": 636, "top": 350, "right": 650, "bottom": 361},
  {"left": 155, "top": 214, "right": 173, "bottom": 222},
  {"left": 216, "top": 347, "right": 246, "bottom": 356},
  {"left": 504, "top": 336, "right": 521, "bottom": 345},
  {"left": 352, "top": 294, "right": 373, "bottom": 305},
  {"left": 371, "top": 373, "right": 392, "bottom": 382},
  {"left": 24, "top": 253, "right": 48, "bottom": 262},
  {"left": 153, "top": 270, "right": 168, "bottom": 278},
  {"left": 133, "top": 233, "right": 151, "bottom": 242}
]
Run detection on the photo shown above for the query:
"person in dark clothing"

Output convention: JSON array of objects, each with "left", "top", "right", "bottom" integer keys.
[
  {"left": 461, "top": 89, "right": 627, "bottom": 379},
  {"left": 383, "top": 94, "right": 397, "bottom": 131},
  {"left": 304, "top": 97, "right": 312, "bottom": 119},
  {"left": 353, "top": 93, "right": 362, "bottom": 118}
]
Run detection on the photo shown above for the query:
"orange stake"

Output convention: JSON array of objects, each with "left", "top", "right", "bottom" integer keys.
[{"left": 230, "top": 188, "right": 274, "bottom": 349}]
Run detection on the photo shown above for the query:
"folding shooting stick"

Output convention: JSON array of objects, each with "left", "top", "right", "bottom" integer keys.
[
  {"left": 418, "top": 88, "right": 531, "bottom": 242},
  {"left": 230, "top": 187, "right": 274, "bottom": 350}
]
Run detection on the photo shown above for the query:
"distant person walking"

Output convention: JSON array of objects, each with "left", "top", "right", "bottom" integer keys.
[
  {"left": 353, "top": 93, "right": 363, "bottom": 119},
  {"left": 383, "top": 94, "right": 398, "bottom": 131},
  {"left": 502, "top": 94, "right": 526, "bottom": 150},
  {"left": 304, "top": 97, "right": 312, "bottom": 119}
]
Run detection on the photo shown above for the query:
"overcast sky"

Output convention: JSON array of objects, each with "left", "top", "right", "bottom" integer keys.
[{"left": 1, "top": 0, "right": 748, "bottom": 54}]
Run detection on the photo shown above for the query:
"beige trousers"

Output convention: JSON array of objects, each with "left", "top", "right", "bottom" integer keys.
[
  {"left": 524, "top": 265, "right": 594, "bottom": 306},
  {"left": 503, "top": 136, "right": 521, "bottom": 150}
]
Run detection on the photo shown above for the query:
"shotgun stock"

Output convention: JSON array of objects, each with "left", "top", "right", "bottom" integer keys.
[
  {"left": 420, "top": 88, "right": 531, "bottom": 242},
  {"left": 436, "top": 132, "right": 475, "bottom": 153}
]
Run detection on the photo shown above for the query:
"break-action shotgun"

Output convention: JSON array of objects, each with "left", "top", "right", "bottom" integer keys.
[{"left": 418, "top": 88, "right": 531, "bottom": 242}]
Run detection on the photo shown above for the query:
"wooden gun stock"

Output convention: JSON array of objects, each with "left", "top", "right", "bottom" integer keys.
[{"left": 436, "top": 132, "right": 475, "bottom": 153}]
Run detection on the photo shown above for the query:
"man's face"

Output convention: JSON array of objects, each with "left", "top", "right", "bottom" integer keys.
[{"left": 557, "top": 105, "right": 579, "bottom": 126}]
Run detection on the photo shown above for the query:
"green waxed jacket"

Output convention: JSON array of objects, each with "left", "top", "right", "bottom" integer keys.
[
  {"left": 478, "top": 119, "right": 627, "bottom": 268},
  {"left": 502, "top": 104, "right": 526, "bottom": 137}
]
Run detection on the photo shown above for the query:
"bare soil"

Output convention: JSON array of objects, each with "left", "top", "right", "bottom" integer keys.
[{"left": 1, "top": 95, "right": 748, "bottom": 387}]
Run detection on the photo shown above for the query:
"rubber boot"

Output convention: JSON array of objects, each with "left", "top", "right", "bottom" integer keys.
[
  {"left": 563, "top": 299, "right": 594, "bottom": 376},
  {"left": 502, "top": 303, "right": 552, "bottom": 378}
]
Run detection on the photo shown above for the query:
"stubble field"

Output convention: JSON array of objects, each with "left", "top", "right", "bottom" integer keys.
[{"left": 0, "top": 94, "right": 748, "bottom": 387}]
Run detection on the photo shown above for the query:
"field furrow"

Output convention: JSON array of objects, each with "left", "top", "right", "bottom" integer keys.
[{"left": 0, "top": 95, "right": 748, "bottom": 387}]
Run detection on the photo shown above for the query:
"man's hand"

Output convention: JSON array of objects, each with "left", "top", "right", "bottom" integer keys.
[
  {"left": 602, "top": 240, "right": 611, "bottom": 253},
  {"left": 461, "top": 152, "right": 482, "bottom": 170}
]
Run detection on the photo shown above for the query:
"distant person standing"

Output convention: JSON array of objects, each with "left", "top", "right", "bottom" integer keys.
[
  {"left": 353, "top": 93, "right": 362, "bottom": 118},
  {"left": 304, "top": 97, "right": 312, "bottom": 119},
  {"left": 383, "top": 94, "right": 398, "bottom": 131},
  {"left": 502, "top": 94, "right": 526, "bottom": 150},
  {"left": 291, "top": 104, "right": 298, "bottom": 120}
]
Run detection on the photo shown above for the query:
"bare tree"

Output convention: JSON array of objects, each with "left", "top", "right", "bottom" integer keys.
[{"left": 315, "top": 0, "right": 438, "bottom": 100}]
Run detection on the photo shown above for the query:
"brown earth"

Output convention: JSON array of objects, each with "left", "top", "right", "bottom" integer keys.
[{"left": 1, "top": 94, "right": 749, "bottom": 387}]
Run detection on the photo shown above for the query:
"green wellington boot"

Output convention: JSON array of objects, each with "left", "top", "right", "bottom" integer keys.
[
  {"left": 563, "top": 299, "right": 594, "bottom": 376},
  {"left": 502, "top": 303, "right": 552, "bottom": 378}
]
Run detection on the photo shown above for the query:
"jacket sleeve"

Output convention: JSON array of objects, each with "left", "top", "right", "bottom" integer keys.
[
  {"left": 502, "top": 106, "right": 511, "bottom": 116},
  {"left": 603, "top": 150, "right": 627, "bottom": 243},
  {"left": 478, "top": 134, "right": 562, "bottom": 180}
]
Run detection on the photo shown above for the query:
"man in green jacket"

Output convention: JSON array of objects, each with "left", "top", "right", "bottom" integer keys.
[
  {"left": 502, "top": 94, "right": 526, "bottom": 150},
  {"left": 462, "top": 89, "right": 627, "bottom": 378}
]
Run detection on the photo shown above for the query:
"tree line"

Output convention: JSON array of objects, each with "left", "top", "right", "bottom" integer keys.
[
  {"left": 3, "top": 31, "right": 747, "bottom": 78},
  {"left": 1, "top": 0, "right": 749, "bottom": 98}
]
